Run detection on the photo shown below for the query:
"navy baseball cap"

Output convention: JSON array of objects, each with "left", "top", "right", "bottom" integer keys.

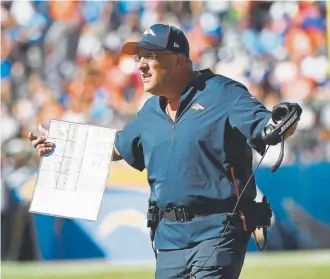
[{"left": 122, "top": 24, "right": 190, "bottom": 58}]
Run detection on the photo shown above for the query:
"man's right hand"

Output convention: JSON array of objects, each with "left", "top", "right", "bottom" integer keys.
[
  {"left": 28, "top": 124, "right": 123, "bottom": 160},
  {"left": 28, "top": 124, "right": 54, "bottom": 157}
]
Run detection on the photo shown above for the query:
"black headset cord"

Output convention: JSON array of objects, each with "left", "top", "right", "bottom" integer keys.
[{"left": 180, "top": 145, "right": 271, "bottom": 279}]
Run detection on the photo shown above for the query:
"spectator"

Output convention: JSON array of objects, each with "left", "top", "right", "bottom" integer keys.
[{"left": 1, "top": 0, "right": 329, "bottom": 180}]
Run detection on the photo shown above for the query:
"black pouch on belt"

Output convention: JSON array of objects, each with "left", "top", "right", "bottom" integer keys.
[
  {"left": 241, "top": 196, "right": 272, "bottom": 229},
  {"left": 239, "top": 196, "right": 272, "bottom": 251},
  {"left": 146, "top": 200, "right": 161, "bottom": 259}
]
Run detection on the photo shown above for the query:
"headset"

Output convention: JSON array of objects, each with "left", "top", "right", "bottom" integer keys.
[
  {"left": 182, "top": 102, "right": 302, "bottom": 278},
  {"left": 262, "top": 102, "right": 302, "bottom": 172}
]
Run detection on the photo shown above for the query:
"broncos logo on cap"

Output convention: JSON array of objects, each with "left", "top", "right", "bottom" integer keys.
[{"left": 143, "top": 29, "right": 156, "bottom": 36}]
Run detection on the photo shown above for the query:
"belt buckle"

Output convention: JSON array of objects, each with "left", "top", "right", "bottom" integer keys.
[{"left": 174, "top": 207, "right": 188, "bottom": 222}]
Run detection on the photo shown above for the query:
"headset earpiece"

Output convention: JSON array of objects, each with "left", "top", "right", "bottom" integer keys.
[{"left": 272, "top": 104, "right": 290, "bottom": 124}]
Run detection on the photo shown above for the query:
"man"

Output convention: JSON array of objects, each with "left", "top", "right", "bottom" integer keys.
[{"left": 29, "top": 24, "right": 298, "bottom": 278}]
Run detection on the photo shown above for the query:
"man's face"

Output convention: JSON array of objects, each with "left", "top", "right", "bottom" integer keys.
[{"left": 135, "top": 50, "right": 179, "bottom": 96}]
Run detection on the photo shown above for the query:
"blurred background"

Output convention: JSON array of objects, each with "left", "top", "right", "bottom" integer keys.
[{"left": 1, "top": 1, "right": 330, "bottom": 279}]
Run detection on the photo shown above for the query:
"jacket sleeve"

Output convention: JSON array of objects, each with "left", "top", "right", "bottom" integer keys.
[
  {"left": 227, "top": 83, "right": 272, "bottom": 155},
  {"left": 115, "top": 110, "right": 145, "bottom": 171}
]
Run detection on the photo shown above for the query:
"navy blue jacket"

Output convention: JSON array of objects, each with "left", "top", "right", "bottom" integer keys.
[{"left": 115, "top": 69, "right": 271, "bottom": 249}]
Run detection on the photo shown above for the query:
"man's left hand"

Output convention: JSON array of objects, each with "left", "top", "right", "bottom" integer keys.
[
  {"left": 266, "top": 117, "right": 299, "bottom": 140},
  {"left": 284, "top": 121, "right": 298, "bottom": 140}
]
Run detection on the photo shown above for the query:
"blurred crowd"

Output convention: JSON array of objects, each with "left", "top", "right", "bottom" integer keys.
[{"left": 1, "top": 1, "right": 329, "bottom": 206}]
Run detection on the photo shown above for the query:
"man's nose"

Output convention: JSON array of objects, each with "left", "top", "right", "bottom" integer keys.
[{"left": 137, "top": 57, "right": 149, "bottom": 70}]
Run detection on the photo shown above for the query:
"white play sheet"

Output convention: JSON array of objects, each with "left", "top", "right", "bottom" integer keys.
[{"left": 29, "top": 120, "right": 116, "bottom": 221}]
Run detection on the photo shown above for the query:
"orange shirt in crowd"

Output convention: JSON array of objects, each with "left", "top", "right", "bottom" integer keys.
[{"left": 49, "top": 0, "right": 79, "bottom": 22}]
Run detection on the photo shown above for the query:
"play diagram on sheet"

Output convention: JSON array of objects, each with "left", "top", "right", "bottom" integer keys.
[{"left": 29, "top": 120, "right": 117, "bottom": 221}]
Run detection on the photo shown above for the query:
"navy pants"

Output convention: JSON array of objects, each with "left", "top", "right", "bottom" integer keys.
[{"left": 155, "top": 226, "right": 251, "bottom": 279}]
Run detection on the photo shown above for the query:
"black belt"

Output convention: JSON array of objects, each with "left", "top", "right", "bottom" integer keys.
[
  {"left": 161, "top": 200, "right": 241, "bottom": 222},
  {"left": 154, "top": 197, "right": 272, "bottom": 252}
]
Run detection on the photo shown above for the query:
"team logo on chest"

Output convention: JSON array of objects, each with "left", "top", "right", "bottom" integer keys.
[{"left": 191, "top": 102, "right": 205, "bottom": 111}]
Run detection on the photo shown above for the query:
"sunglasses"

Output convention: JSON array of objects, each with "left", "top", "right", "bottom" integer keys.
[{"left": 134, "top": 52, "right": 179, "bottom": 63}]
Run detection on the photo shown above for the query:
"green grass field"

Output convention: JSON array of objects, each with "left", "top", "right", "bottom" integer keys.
[{"left": 2, "top": 251, "right": 330, "bottom": 279}]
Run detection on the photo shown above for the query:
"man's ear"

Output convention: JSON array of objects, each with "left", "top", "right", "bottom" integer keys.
[{"left": 175, "top": 54, "right": 186, "bottom": 68}]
